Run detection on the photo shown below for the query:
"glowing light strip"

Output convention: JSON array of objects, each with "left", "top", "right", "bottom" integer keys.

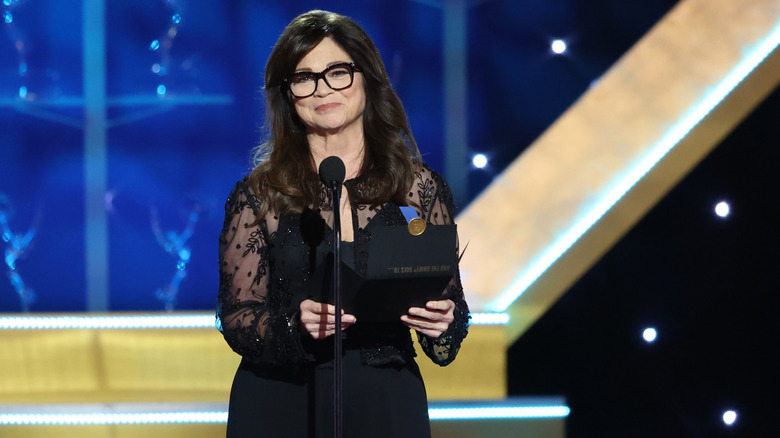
[
  {"left": 428, "top": 405, "right": 570, "bottom": 420},
  {"left": 0, "top": 315, "right": 216, "bottom": 330},
  {"left": 0, "top": 313, "right": 507, "bottom": 330},
  {"left": 0, "top": 412, "right": 228, "bottom": 425},
  {"left": 470, "top": 312, "right": 510, "bottom": 325},
  {"left": 0, "top": 405, "right": 568, "bottom": 425},
  {"left": 490, "top": 21, "right": 780, "bottom": 311}
]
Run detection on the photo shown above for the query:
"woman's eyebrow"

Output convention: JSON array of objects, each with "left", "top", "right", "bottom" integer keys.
[{"left": 294, "top": 61, "right": 351, "bottom": 73}]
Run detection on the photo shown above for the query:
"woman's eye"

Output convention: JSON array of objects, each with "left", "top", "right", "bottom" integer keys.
[
  {"left": 291, "top": 74, "right": 314, "bottom": 84},
  {"left": 328, "top": 68, "right": 349, "bottom": 78}
]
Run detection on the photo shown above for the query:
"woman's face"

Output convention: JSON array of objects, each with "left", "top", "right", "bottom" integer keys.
[{"left": 291, "top": 37, "right": 366, "bottom": 136}]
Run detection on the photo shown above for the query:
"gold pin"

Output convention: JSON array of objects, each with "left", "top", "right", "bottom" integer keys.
[{"left": 408, "top": 217, "right": 426, "bottom": 236}]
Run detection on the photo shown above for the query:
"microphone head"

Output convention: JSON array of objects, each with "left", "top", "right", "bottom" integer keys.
[{"left": 319, "top": 156, "right": 346, "bottom": 187}]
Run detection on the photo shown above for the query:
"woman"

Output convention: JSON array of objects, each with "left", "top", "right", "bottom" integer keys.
[{"left": 217, "top": 10, "right": 469, "bottom": 438}]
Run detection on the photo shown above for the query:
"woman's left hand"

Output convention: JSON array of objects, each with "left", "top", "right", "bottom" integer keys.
[{"left": 401, "top": 299, "right": 455, "bottom": 338}]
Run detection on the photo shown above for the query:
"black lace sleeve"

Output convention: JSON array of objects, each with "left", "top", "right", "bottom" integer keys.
[
  {"left": 411, "top": 166, "right": 470, "bottom": 366},
  {"left": 216, "top": 179, "right": 309, "bottom": 366}
]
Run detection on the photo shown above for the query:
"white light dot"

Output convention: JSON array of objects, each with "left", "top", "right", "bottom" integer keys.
[
  {"left": 551, "top": 39, "right": 567, "bottom": 54},
  {"left": 715, "top": 201, "right": 730, "bottom": 218},
  {"left": 722, "top": 410, "right": 737, "bottom": 426},
  {"left": 472, "top": 153, "right": 488, "bottom": 169},
  {"left": 642, "top": 327, "right": 657, "bottom": 343}
]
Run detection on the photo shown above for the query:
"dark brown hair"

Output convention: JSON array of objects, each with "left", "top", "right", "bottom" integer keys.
[{"left": 248, "top": 10, "right": 422, "bottom": 217}]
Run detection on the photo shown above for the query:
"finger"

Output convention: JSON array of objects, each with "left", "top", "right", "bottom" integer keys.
[
  {"left": 300, "top": 299, "right": 324, "bottom": 314},
  {"left": 401, "top": 314, "right": 446, "bottom": 331},
  {"left": 303, "top": 317, "right": 356, "bottom": 338},
  {"left": 400, "top": 316, "right": 446, "bottom": 338},
  {"left": 317, "top": 303, "right": 338, "bottom": 315},
  {"left": 301, "top": 300, "right": 339, "bottom": 315},
  {"left": 310, "top": 329, "right": 335, "bottom": 339},
  {"left": 407, "top": 307, "right": 452, "bottom": 323},
  {"left": 425, "top": 299, "right": 455, "bottom": 311},
  {"left": 303, "top": 313, "right": 356, "bottom": 325}
]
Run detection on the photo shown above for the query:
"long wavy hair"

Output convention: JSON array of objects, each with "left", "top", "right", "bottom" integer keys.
[{"left": 248, "top": 10, "right": 422, "bottom": 218}]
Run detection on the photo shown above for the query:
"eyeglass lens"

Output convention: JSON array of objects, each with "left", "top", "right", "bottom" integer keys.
[{"left": 288, "top": 64, "right": 354, "bottom": 97}]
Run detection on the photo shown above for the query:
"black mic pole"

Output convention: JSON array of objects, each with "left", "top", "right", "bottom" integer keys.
[{"left": 319, "top": 156, "right": 346, "bottom": 438}]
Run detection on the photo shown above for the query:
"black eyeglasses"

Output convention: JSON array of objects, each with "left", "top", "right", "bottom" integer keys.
[{"left": 283, "top": 62, "right": 361, "bottom": 98}]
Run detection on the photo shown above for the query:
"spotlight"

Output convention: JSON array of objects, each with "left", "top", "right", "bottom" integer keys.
[
  {"left": 715, "top": 201, "right": 730, "bottom": 218},
  {"left": 551, "top": 39, "right": 567, "bottom": 54},
  {"left": 722, "top": 410, "right": 737, "bottom": 426},
  {"left": 472, "top": 153, "right": 488, "bottom": 169},
  {"left": 156, "top": 84, "right": 167, "bottom": 96},
  {"left": 642, "top": 327, "right": 657, "bottom": 343},
  {"left": 18, "top": 86, "right": 27, "bottom": 99},
  {"left": 149, "top": 40, "right": 160, "bottom": 51}
]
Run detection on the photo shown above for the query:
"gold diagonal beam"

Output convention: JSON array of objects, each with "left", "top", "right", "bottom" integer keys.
[{"left": 456, "top": 0, "right": 780, "bottom": 343}]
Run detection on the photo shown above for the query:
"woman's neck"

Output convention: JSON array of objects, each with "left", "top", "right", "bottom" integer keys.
[{"left": 308, "top": 128, "right": 365, "bottom": 180}]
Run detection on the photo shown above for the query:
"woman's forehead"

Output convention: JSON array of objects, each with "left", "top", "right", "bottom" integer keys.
[{"left": 295, "top": 37, "right": 353, "bottom": 71}]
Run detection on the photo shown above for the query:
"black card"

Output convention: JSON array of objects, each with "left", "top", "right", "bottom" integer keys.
[{"left": 304, "top": 225, "right": 457, "bottom": 322}]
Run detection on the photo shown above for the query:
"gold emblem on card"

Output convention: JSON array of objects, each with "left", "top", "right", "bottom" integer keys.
[{"left": 408, "top": 217, "right": 426, "bottom": 236}]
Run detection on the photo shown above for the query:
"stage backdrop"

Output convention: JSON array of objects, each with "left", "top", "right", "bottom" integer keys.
[{"left": 0, "top": 0, "right": 625, "bottom": 312}]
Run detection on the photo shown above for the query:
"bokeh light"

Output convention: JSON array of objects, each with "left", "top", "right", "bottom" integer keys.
[
  {"left": 642, "top": 327, "right": 657, "bottom": 343},
  {"left": 715, "top": 201, "right": 730, "bottom": 218},
  {"left": 722, "top": 410, "right": 737, "bottom": 426},
  {"left": 472, "top": 153, "right": 488, "bottom": 169},
  {"left": 551, "top": 39, "right": 567, "bottom": 54}
]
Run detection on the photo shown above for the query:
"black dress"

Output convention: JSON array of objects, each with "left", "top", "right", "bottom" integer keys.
[{"left": 217, "top": 166, "right": 469, "bottom": 438}]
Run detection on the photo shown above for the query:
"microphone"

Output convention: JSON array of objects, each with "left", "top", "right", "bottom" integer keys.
[{"left": 319, "top": 156, "right": 346, "bottom": 190}]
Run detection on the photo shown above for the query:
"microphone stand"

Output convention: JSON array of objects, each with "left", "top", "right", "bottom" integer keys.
[
  {"left": 329, "top": 179, "right": 344, "bottom": 438},
  {"left": 319, "top": 155, "right": 346, "bottom": 438}
]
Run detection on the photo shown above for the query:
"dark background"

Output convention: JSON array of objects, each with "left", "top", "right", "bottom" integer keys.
[{"left": 2, "top": 0, "right": 777, "bottom": 435}]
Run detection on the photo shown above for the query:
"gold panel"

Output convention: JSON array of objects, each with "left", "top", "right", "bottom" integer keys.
[
  {"left": 416, "top": 324, "right": 506, "bottom": 400},
  {"left": 99, "top": 329, "right": 236, "bottom": 392},
  {"left": 0, "top": 330, "right": 100, "bottom": 394},
  {"left": 0, "top": 314, "right": 505, "bottom": 403}
]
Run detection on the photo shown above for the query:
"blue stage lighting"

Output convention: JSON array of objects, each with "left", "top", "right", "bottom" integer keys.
[
  {"left": 149, "top": 40, "right": 160, "bottom": 51},
  {"left": 0, "top": 404, "right": 568, "bottom": 425}
]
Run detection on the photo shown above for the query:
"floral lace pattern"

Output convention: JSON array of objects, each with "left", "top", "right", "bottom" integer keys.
[{"left": 217, "top": 165, "right": 470, "bottom": 368}]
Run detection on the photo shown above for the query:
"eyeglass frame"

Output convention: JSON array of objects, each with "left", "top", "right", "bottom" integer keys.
[{"left": 283, "top": 62, "right": 362, "bottom": 98}]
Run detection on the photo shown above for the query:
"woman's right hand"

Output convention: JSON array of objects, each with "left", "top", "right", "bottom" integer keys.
[{"left": 299, "top": 299, "right": 357, "bottom": 339}]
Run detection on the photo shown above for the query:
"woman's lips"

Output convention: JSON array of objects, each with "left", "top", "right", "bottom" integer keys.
[{"left": 315, "top": 102, "right": 340, "bottom": 112}]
